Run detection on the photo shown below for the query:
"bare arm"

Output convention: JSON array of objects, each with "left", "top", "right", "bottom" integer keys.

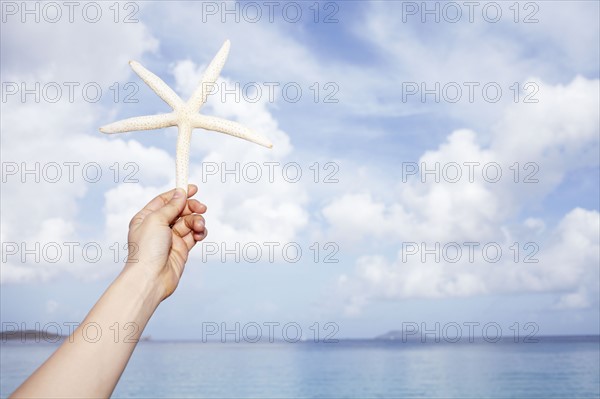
[{"left": 11, "top": 185, "right": 207, "bottom": 398}]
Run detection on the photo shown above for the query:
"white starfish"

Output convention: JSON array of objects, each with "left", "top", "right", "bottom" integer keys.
[{"left": 99, "top": 40, "right": 272, "bottom": 192}]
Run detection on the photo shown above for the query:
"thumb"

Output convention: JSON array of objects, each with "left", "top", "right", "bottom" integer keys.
[{"left": 155, "top": 188, "right": 187, "bottom": 225}]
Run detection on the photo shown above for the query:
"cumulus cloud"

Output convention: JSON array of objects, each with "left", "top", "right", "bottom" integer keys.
[
  {"left": 1, "top": 5, "right": 167, "bottom": 283},
  {"left": 328, "top": 76, "right": 599, "bottom": 313},
  {"left": 324, "top": 76, "right": 599, "bottom": 242},
  {"left": 337, "top": 208, "right": 599, "bottom": 315}
]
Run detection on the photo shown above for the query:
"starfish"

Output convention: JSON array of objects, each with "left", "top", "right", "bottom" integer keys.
[{"left": 99, "top": 40, "right": 272, "bottom": 192}]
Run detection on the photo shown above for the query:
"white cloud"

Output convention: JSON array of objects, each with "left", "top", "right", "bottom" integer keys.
[
  {"left": 555, "top": 291, "right": 590, "bottom": 310},
  {"left": 323, "top": 76, "right": 599, "bottom": 244},
  {"left": 322, "top": 192, "right": 407, "bottom": 244},
  {"left": 328, "top": 76, "right": 599, "bottom": 313},
  {"left": 338, "top": 207, "right": 599, "bottom": 315},
  {"left": 0, "top": 264, "right": 39, "bottom": 285},
  {"left": 1, "top": 7, "right": 169, "bottom": 283},
  {"left": 352, "top": 1, "right": 600, "bottom": 131},
  {"left": 1, "top": 3, "right": 159, "bottom": 85}
]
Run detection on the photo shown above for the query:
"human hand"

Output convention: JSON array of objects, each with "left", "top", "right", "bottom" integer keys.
[
  {"left": 124, "top": 184, "right": 207, "bottom": 301},
  {"left": 10, "top": 185, "right": 207, "bottom": 398}
]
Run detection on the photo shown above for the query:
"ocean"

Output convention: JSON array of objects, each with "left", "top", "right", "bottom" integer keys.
[{"left": 1, "top": 337, "right": 599, "bottom": 398}]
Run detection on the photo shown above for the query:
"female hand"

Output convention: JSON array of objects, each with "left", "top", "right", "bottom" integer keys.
[{"left": 124, "top": 184, "right": 208, "bottom": 301}]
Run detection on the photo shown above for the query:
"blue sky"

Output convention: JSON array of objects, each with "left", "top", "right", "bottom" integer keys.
[{"left": 1, "top": 1, "right": 599, "bottom": 339}]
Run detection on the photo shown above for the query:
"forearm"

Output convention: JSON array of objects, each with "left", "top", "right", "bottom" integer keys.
[
  {"left": 10, "top": 186, "right": 203, "bottom": 398},
  {"left": 11, "top": 266, "right": 163, "bottom": 399}
]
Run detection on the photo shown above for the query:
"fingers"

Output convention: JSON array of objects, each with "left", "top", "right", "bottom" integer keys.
[
  {"left": 188, "top": 184, "right": 198, "bottom": 197},
  {"left": 151, "top": 185, "right": 204, "bottom": 218},
  {"left": 129, "top": 184, "right": 200, "bottom": 228},
  {"left": 151, "top": 188, "right": 190, "bottom": 225},
  {"left": 193, "top": 228, "right": 208, "bottom": 242},
  {"left": 184, "top": 228, "right": 207, "bottom": 250},
  {"left": 144, "top": 184, "right": 198, "bottom": 213},
  {"left": 172, "top": 215, "right": 207, "bottom": 251},
  {"left": 180, "top": 199, "right": 207, "bottom": 218},
  {"left": 172, "top": 214, "right": 205, "bottom": 239}
]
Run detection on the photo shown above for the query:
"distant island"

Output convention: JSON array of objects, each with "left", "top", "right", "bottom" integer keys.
[
  {"left": 2, "top": 329, "right": 598, "bottom": 344},
  {"left": 1, "top": 329, "right": 67, "bottom": 343},
  {"left": 1, "top": 330, "right": 151, "bottom": 343},
  {"left": 374, "top": 330, "right": 600, "bottom": 344}
]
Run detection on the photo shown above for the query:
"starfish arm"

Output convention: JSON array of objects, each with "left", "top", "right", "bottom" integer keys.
[
  {"left": 187, "top": 40, "right": 231, "bottom": 112},
  {"left": 129, "top": 61, "right": 185, "bottom": 110},
  {"left": 99, "top": 113, "right": 177, "bottom": 134},
  {"left": 175, "top": 122, "right": 193, "bottom": 192},
  {"left": 191, "top": 114, "right": 273, "bottom": 148}
]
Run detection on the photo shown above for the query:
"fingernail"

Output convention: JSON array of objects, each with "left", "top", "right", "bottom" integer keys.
[{"left": 173, "top": 189, "right": 184, "bottom": 199}]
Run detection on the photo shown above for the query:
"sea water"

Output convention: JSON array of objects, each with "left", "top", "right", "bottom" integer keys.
[{"left": 1, "top": 337, "right": 599, "bottom": 398}]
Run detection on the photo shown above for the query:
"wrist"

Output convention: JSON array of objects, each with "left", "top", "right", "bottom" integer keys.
[{"left": 119, "top": 263, "right": 165, "bottom": 310}]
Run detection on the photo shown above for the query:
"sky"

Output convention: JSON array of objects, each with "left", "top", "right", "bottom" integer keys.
[{"left": 1, "top": 0, "right": 599, "bottom": 340}]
